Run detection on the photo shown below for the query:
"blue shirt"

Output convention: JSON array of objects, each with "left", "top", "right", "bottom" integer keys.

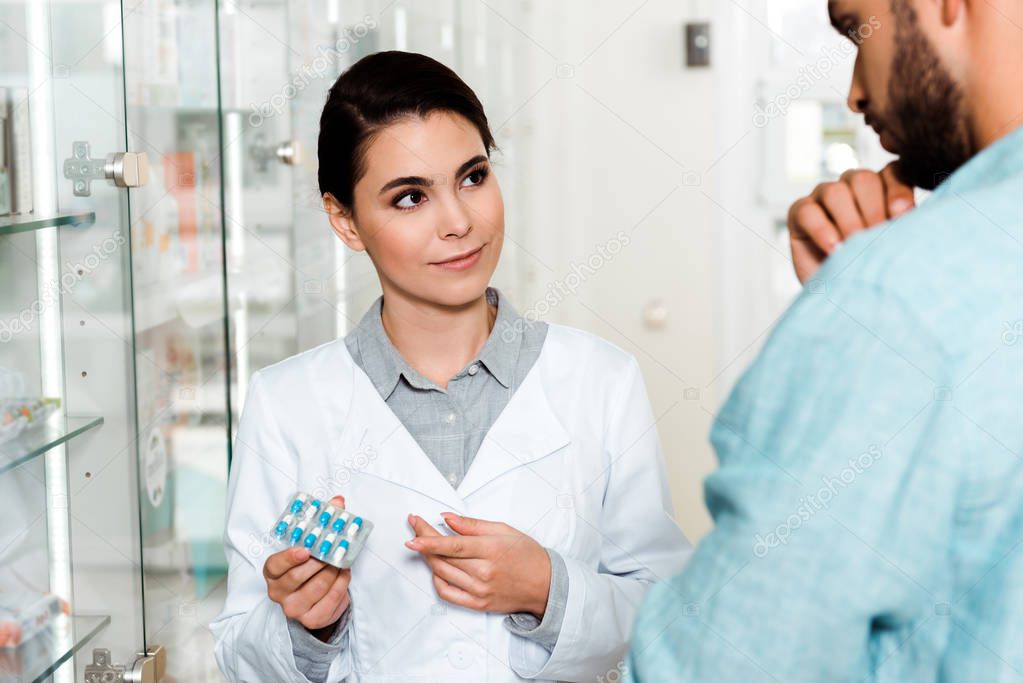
[{"left": 628, "top": 123, "right": 1023, "bottom": 682}]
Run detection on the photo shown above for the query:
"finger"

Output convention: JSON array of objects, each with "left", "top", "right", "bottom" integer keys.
[
  {"left": 880, "top": 162, "right": 916, "bottom": 217},
  {"left": 841, "top": 169, "right": 886, "bottom": 227},
  {"left": 433, "top": 574, "right": 484, "bottom": 612},
  {"left": 328, "top": 495, "right": 346, "bottom": 510},
  {"left": 440, "top": 555, "right": 488, "bottom": 574},
  {"left": 406, "top": 534, "right": 485, "bottom": 558},
  {"left": 264, "top": 546, "right": 312, "bottom": 581},
  {"left": 282, "top": 564, "right": 340, "bottom": 616},
  {"left": 812, "top": 182, "right": 866, "bottom": 238},
  {"left": 789, "top": 198, "right": 842, "bottom": 256},
  {"left": 441, "top": 513, "right": 509, "bottom": 537},
  {"left": 275, "top": 556, "right": 330, "bottom": 593},
  {"left": 790, "top": 238, "right": 827, "bottom": 284},
  {"left": 424, "top": 556, "right": 483, "bottom": 596},
  {"left": 408, "top": 514, "right": 443, "bottom": 538},
  {"left": 299, "top": 568, "right": 352, "bottom": 627}
]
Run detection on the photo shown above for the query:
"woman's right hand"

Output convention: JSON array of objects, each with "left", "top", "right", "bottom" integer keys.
[{"left": 263, "top": 495, "right": 351, "bottom": 638}]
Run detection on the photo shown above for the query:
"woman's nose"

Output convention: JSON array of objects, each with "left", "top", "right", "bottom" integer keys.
[{"left": 438, "top": 197, "right": 473, "bottom": 239}]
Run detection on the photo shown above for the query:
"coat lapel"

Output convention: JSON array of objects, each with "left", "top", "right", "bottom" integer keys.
[
  {"left": 346, "top": 368, "right": 467, "bottom": 512},
  {"left": 312, "top": 337, "right": 569, "bottom": 511},
  {"left": 457, "top": 362, "right": 571, "bottom": 499}
]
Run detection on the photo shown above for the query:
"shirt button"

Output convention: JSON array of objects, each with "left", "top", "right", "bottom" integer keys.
[
  {"left": 445, "top": 412, "right": 457, "bottom": 424},
  {"left": 447, "top": 472, "right": 458, "bottom": 485},
  {"left": 447, "top": 642, "right": 472, "bottom": 669},
  {"left": 467, "top": 363, "right": 479, "bottom": 376}
]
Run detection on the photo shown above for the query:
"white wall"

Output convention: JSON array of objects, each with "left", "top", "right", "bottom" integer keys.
[
  {"left": 317, "top": 0, "right": 724, "bottom": 540},
  {"left": 489, "top": 0, "right": 722, "bottom": 539},
  {"left": 324, "top": 0, "right": 875, "bottom": 543}
]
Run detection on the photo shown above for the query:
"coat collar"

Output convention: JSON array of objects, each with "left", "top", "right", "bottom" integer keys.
[
  {"left": 344, "top": 287, "right": 530, "bottom": 397},
  {"left": 318, "top": 335, "right": 570, "bottom": 511}
]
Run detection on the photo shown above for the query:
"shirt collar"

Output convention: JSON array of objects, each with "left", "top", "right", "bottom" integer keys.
[
  {"left": 345, "top": 287, "right": 531, "bottom": 398},
  {"left": 931, "top": 122, "right": 1023, "bottom": 199},
  {"left": 347, "top": 297, "right": 408, "bottom": 399},
  {"left": 475, "top": 287, "right": 523, "bottom": 389}
]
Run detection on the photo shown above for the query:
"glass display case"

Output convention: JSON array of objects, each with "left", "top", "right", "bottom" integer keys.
[
  {"left": 1, "top": 1, "right": 531, "bottom": 680},
  {"left": 1, "top": 0, "right": 149, "bottom": 675},
  {"left": 1, "top": 0, "right": 227, "bottom": 679}
]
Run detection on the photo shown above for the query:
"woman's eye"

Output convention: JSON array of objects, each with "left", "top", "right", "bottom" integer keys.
[
  {"left": 394, "top": 190, "right": 426, "bottom": 209},
  {"left": 461, "top": 169, "right": 487, "bottom": 187}
]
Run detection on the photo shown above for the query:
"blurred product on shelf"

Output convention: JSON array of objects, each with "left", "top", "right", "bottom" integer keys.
[
  {"left": 0, "top": 367, "right": 62, "bottom": 444},
  {"left": 0, "top": 397, "right": 61, "bottom": 445},
  {"left": 0, "top": 592, "right": 69, "bottom": 649},
  {"left": 1, "top": 86, "right": 34, "bottom": 217}
]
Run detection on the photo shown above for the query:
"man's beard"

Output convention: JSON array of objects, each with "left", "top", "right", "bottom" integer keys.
[{"left": 880, "top": 2, "right": 974, "bottom": 190}]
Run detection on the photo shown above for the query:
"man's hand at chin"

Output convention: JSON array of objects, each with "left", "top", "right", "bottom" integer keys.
[{"left": 787, "top": 161, "right": 916, "bottom": 283}]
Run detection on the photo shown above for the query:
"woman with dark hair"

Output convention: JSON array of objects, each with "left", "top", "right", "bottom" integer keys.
[{"left": 211, "top": 51, "right": 690, "bottom": 682}]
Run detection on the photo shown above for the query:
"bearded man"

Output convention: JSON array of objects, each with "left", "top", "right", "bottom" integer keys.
[{"left": 628, "top": 1, "right": 1023, "bottom": 680}]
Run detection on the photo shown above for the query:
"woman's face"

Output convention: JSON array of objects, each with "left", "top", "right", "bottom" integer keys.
[{"left": 325, "top": 111, "right": 504, "bottom": 309}]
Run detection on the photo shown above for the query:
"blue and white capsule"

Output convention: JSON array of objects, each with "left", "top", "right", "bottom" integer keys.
[
  {"left": 303, "top": 527, "right": 322, "bottom": 549},
  {"left": 317, "top": 532, "right": 339, "bottom": 559},
  {"left": 289, "top": 515, "right": 312, "bottom": 545},
  {"left": 331, "top": 511, "right": 353, "bottom": 534},
  {"left": 318, "top": 504, "right": 341, "bottom": 528},
  {"left": 344, "top": 516, "right": 363, "bottom": 539},
  {"left": 273, "top": 512, "right": 295, "bottom": 538},
  {"left": 288, "top": 493, "right": 312, "bottom": 515},
  {"left": 328, "top": 539, "right": 351, "bottom": 565}
]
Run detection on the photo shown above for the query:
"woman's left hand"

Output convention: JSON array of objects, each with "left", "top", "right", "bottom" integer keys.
[{"left": 406, "top": 513, "right": 552, "bottom": 618}]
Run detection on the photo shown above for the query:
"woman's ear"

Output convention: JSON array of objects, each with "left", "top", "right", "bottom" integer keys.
[{"left": 322, "top": 192, "right": 366, "bottom": 252}]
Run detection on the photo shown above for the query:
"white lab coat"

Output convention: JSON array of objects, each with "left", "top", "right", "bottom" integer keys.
[{"left": 210, "top": 324, "right": 691, "bottom": 682}]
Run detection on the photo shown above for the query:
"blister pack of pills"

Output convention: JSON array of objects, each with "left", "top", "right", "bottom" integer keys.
[{"left": 270, "top": 492, "right": 373, "bottom": 569}]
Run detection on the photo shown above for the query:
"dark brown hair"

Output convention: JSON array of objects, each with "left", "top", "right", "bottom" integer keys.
[{"left": 317, "top": 51, "right": 497, "bottom": 209}]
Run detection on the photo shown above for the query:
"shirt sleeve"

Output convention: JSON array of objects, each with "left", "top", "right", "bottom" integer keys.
[
  {"left": 288, "top": 605, "right": 352, "bottom": 683},
  {"left": 502, "top": 548, "right": 569, "bottom": 650},
  {"left": 627, "top": 279, "right": 964, "bottom": 682}
]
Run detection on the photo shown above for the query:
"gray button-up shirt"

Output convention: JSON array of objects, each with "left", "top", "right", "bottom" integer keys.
[{"left": 288, "top": 288, "right": 570, "bottom": 681}]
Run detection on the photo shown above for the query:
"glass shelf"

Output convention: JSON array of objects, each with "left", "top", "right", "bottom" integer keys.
[
  {"left": 0, "top": 212, "right": 96, "bottom": 237},
  {"left": 0, "top": 613, "right": 110, "bottom": 683},
  {"left": 0, "top": 415, "right": 104, "bottom": 475}
]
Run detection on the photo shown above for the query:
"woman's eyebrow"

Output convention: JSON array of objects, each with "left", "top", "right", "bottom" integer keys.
[
  {"left": 379, "top": 174, "right": 432, "bottom": 195},
  {"left": 455, "top": 155, "right": 488, "bottom": 178},
  {"left": 378, "top": 155, "right": 489, "bottom": 195}
]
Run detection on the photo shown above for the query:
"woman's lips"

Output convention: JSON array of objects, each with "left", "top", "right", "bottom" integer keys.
[{"left": 431, "top": 245, "right": 484, "bottom": 271}]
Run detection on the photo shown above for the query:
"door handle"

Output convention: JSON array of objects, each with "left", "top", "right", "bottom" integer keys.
[
  {"left": 106, "top": 151, "right": 150, "bottom": 189},
  {"left": 249, "top": 133, "right": 302, "bottom": 170},
  {"left": 63, "top": 141, "right": 150, "bottom": 196},
  {"left": 275, "top": 139, "right": 301, "bottom": 166},
  {"left": 85, "top": 645, "right": 166, "bottom": 683},
  {"left": 126, "top": 644, "right": 166, "bottom": 683}
]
